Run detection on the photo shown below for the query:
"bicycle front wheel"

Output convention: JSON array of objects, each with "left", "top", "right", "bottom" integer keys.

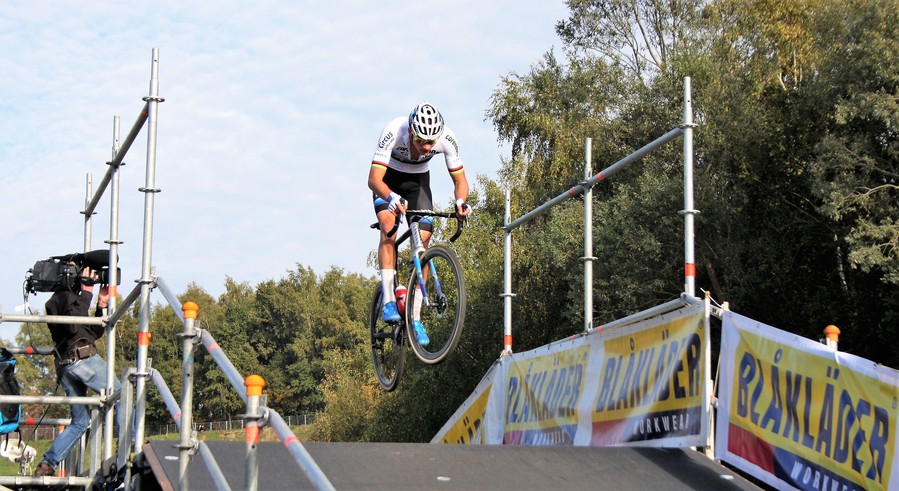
[
  {"left": 369, "top": 286, "right": 405, "bottom": 391},
  {"left": 406, "top": 245, "right": 466, "bottom": 364}
]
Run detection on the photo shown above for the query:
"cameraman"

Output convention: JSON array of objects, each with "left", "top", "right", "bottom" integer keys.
[{"left": 35, "top": 264, "right": 121, "bottom": 477}]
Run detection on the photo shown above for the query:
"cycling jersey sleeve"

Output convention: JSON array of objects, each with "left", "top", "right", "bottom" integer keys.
[
  {"left": 372, "top": 117, "right": 405, "bottom": 166},
  {"left": 439, "top": 127, "right": 464, "bottom": 175}
]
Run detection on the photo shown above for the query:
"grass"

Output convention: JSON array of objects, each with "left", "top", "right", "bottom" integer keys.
[
  {"left": 0, "top": 425, "right": 315, "bottom": 476},
  {"left": 0, "top": 437, "right": 49, "bottom": 476}
]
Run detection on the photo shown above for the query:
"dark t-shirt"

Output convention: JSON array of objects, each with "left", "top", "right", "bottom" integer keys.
[{"left": 45, "top": 289, "right": 104, "bottom": 357}]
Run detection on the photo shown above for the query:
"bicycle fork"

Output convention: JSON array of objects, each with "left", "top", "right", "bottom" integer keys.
[{"left": 409, "top": 222, "right": 448, "bottom": 315}]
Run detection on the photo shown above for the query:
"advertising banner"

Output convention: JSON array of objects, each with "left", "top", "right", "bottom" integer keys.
[
  {"left": 501, "top": 334, "right": 598, "bottom": 445},
  {"left": 432, "top": 361, "right": 498, "bottom": 444},
  {"left": 716, "top": 311, "right": 899, "bottom": 491},
  {"left": 587, "top": 304, "right": 709, "bottom": 447},
  {"left": 440, "top": 302, "right": 710, "bottom": 447}
]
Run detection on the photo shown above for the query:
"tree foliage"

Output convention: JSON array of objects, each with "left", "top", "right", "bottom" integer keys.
[
  {"left": 491, "top": 0, "right": 899, "bottom": 365},
  {"left": 557, "top": 0, "right": 705, "bottom": 79},
  {"left": 807, "top": 0, "right": 899, "bottom": 284}
]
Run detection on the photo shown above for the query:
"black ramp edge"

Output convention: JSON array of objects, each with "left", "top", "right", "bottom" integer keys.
[
  {"left": 143, "top": 440, "right": 763, "bottom": 490},
  {"left": 142, "top": 442, "right": 177, "bottom": 491},
  {"left": 144, "top": 440, "right": 315, "bottom": 490}
]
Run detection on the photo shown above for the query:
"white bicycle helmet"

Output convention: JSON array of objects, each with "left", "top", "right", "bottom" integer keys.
[{"left": 408, "top": 102, "right": 444, "bottom": 140}]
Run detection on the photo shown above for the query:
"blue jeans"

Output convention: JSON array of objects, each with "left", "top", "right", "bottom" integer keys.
[{"left": 42, "top": 355, "right": 121, "bottom": 468}]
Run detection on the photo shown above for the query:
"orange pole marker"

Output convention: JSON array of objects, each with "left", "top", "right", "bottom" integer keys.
[
  {"left": 138, "top": 331, "right": 152, "bottom": 346},
  {"left": 245, "top": 425, "right": 261, "bottom": 445},
  {"left": 245, "top": 374, "right": 266, "bottom": 397},
  {"left": 182, "top": 301, "right": 199, "bottom": 319},
  {"left": 684, "top": 263, "right": 696, "bottom": 277}
]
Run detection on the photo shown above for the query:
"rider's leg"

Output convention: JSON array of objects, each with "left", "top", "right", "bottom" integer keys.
[
  {"left": 379, "top": 169, "right": 432, "bottom": 325},
  {"left": 379, "top": 271, "right": 396, "bottom": 301},
  {"left": 411, "top": 226, "right": 432, "bottom": 322},
  {"left": 410, "top": 231, "right": 430, "bottom": 346},
  {"left": 377, "top": 209, "right": 402, "bottom": 321},
  {"left": 375, "top": 201, "right": 399, "bottom": 297},
  {"left": 378, "top": 234, "right": 397, "bottom": 306}
]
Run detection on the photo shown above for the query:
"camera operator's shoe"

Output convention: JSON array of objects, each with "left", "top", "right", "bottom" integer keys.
[
  {"left": 35, "top": 461, "right": 54, "bottom": 477},
  {"left": 413, "top": 320, "right": 430, "bottom": 346},
  {"left": 382, "top": 302, "right": 401, "bottom": 323}
]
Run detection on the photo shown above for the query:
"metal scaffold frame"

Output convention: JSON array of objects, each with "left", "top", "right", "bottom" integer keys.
[
  {"left": 0, "top": 48, "right": 163, "bottom": 488},
  {"left": 500, "top": 77, "right": 698, "bottom": 353},
  {"left": 0, "top": 48, "right": 334, "bottom": 491}
]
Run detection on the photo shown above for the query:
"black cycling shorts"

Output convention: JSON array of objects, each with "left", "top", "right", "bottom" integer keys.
[{"left": 373, "top": 168, "right": 433, "bottom": 231}]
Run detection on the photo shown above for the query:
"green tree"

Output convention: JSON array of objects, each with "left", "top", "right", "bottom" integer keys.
[
  {"left": 13, "top": 324, "right": 65, "bottom": 421},
  {"left": 807, "top": 0, "right": 899, "bottom": 284},
  {"left": 198, "top": 279, "right": 262, "bottom": 420},
  {"left": 252, "top": 268, "right": 321, "bottom": 415},
  {"left": 557, "top": 0, "right": 705, "bottom": 79},
  {"left": 482, "top": 0, "right": 899, "bottom": 370},
  {"left": 687, "top": 0, "right": 899, "bottom": 361},
  {"left": 309, "top": 335, "right": 380, "bottom": 442}
]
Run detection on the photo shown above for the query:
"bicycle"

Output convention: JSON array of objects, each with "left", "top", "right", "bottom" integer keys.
[{"left": 368, "top": 208, "right": 467, "bottom": 392}]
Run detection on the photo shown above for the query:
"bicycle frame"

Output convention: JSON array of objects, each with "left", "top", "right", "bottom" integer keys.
[
  {"left": 408, "top": 221, "right": 447, "bottom": 312},
  {"left": 376, "top": 210, "right": 463, "bottom": 312}
]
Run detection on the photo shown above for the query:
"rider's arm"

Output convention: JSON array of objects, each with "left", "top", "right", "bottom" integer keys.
[
  {"left": 440, "top": 127, "right": 470, "bottom": 217},
  {"left": 369, "top": 163, "right": 406, "bottom": 214},
  {"left": 450, "top": 169, "right": 471, "bottom": 217},
  {"left": 368, "top": 162, "right": 392, "bottom": 201}
]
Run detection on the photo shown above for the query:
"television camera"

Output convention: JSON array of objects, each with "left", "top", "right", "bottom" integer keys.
[{"left": 25, "top": 250, "right": 120, "bottom": 294}]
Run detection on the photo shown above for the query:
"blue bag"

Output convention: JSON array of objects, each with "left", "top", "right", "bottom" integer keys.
[{"left": 0, "top": 350, "right": 21, "bottom": 435}]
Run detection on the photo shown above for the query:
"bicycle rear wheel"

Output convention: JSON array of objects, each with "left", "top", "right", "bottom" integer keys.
[
  {"left": 406, "top": 245, "right": 466, "bottom": 364},
  {"left": 369, "top": 286, "right": 405, "bottom": 391}
]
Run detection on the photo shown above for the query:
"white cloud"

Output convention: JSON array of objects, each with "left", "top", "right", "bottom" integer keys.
[{"left": 0, "top": 0, "right": 568, "bottom": 340}]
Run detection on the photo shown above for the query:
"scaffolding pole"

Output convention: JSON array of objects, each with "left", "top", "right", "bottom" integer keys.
[
  {"left": 582, "top": 138, "right": 595, "bottom": 332},
  {"left": 133, "top": 46, "right": 164, "bottom": 469}
]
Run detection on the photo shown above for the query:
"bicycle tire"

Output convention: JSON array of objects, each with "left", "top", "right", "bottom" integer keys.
[
  {"left": 369, "top": 286, "right": 405, "bottom": 391},
  {"left": 405, "top": 245, "right": 466, "bottom": 364}
]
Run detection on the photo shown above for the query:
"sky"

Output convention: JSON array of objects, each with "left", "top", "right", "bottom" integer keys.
[{"left": 0, "top": 1, "right": 569, "bottom": 341}]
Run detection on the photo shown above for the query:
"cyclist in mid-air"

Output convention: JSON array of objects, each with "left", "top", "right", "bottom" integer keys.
[{"left": 368, "top": 102, "right": 471, "bottom": 346}]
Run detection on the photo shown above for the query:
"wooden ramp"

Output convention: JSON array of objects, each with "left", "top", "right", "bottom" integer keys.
[{"left": 143, "top": 440, "right": 762, "bottom": 490}]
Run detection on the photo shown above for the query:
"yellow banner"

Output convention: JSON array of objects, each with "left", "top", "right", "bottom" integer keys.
[
  {"left": 589, "top": 310, "right": 706, "bottom": 445},
  {"left": 504, "top": 343, "right": 590, "bottom": 445},
  {"left": 438, "top": 384, "right": 492, "bottom": 444},
  {"left": 433, "top": 362, "right": 499, "bottom": 444},
  {"left": 723, "top": 324, "right": 898, "bottom": 490},
  {"left": 437, "top": 303, "right": 710, "bottom": 447}
]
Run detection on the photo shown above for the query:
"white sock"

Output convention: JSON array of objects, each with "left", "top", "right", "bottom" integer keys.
[
  {"left": 413, "top": 286, "right": 423, "bottom": 320},
  {"left": 380, "top": 269, "right": 397, "bottom": 305}
]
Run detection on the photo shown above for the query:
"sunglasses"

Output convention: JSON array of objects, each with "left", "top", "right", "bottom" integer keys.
[{"left": 413, "top": 135, "right": 437, "bottom": 145}]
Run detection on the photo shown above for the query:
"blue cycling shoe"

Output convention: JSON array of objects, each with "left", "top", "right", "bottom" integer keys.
[
  {"left": 382, "top": 302, "right": 401, "bottom": 323},
  {"left": 413, "top": 320, "right": 430, "bottom": 346}
]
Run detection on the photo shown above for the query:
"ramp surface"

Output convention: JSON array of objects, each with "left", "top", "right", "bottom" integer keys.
[{"left": 144, "top": 440, "right": 761, "bottom": 490}]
